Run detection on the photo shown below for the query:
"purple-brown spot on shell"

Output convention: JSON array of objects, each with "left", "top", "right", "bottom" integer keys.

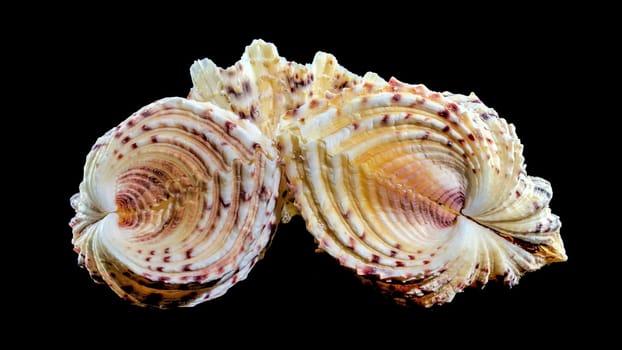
[{"left": 224, "top": 121, "right": 236, "bottom": 135}]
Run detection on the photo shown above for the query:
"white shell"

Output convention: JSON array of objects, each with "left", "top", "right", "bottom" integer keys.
[
  {"left": 70, "top": 97, "right": 280, "bottom": 307},
  {"left": 71, "top": 40, "right": 566, "bottom": 308},
  {"left": 278, "top": 78, "right": 566, "bottom": 306}
]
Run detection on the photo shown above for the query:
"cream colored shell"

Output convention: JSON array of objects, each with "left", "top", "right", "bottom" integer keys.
[
  {"left": 70, "top": 97, "right": 280, "bottom": 307},
  {"left": 70, "top": 40, "right": 565, "bottom": 308},
  {"left": 278, "top": 78, "right": 566, "bottom": 306}
]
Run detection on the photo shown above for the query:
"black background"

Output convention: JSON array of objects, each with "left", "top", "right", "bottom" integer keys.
[{"left": 29, "top": 9, "right": 598, "bottom": 346}]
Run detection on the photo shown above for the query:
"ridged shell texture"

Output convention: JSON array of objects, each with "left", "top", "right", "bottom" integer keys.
[{"left": 70, "top": 40, "right": 566, "bottom": 308}]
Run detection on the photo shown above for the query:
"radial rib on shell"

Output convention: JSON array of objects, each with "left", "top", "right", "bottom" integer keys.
[
  {"left": 278, "top": 78, "right": 566, "bottom": 307},
  {"left": 70, "top": 97, "right": 280, "bottom": 308}
]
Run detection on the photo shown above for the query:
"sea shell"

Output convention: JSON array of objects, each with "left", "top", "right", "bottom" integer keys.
[
  {"left": 278, "top": 78, "right": 567, "bottom": 307},
  {"left": 70, "top": 97, "right": 280, "bottom": 308},
  {"left": 187, "top": 39, "right": 369, "bottom": 135},
  {"left": 71, "top": 39, "right": 566, "bottom": 308},
  {"left": 188, "top": 39, "right": 367, "bottom": 221}
]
